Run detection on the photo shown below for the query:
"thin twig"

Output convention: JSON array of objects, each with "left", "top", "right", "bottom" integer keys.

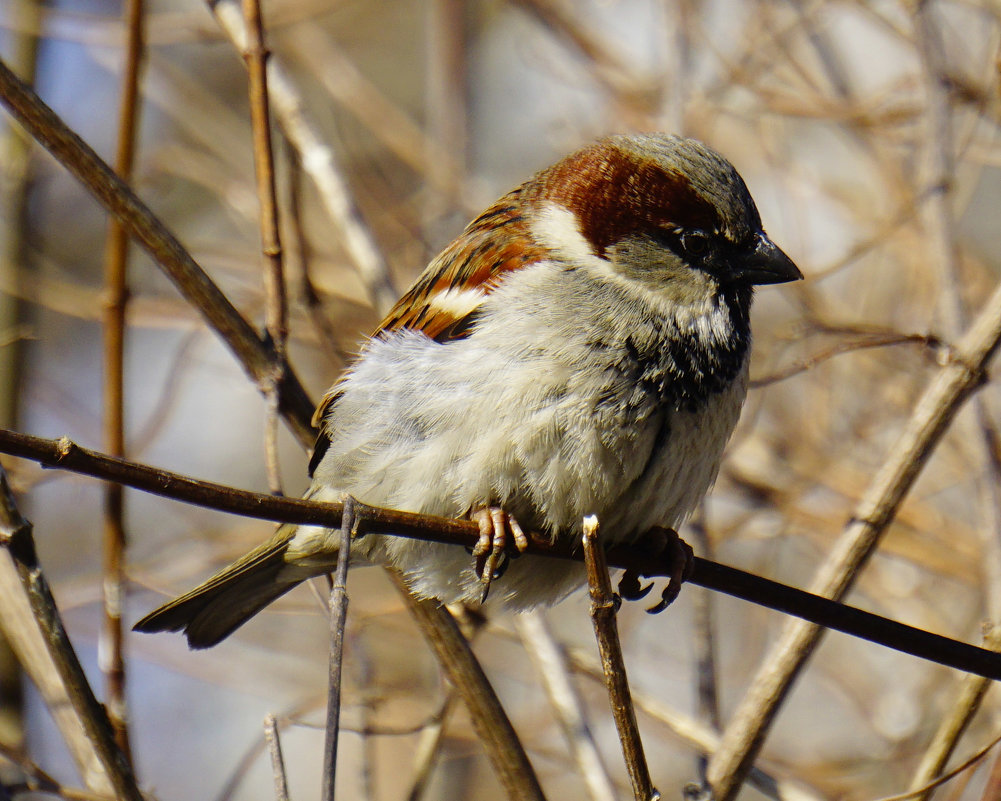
[
  {"left": 582, "top": 515, "right": 657, "bottom": 801},
  {"left": 749, "top": 331, "right": 939, "bottom": 388},
  {"left": 563, "top": 644, "right": 826, "bottom": 801},
  {"left": 215, "top": 696, "right": 321, "bottom": 801},
  {"left": 515, "top": 610, "right": 617, "bottom": 801},
  {"left": 0, "top": 467, "right": 142, "bottom": 800},
  {"left": 283, "top": 139, "right": 346, "bottom": 369},
  {"left": 99, "top": 0, "right": 145, "bottom": 763},
  {"left": 871, "top": 730, "right": 1001, "bottom": 801},
  {"left": 208, "top": 0, "right": 399, "bottom": 314},
  {"left": 264, "top": 714, "right": 290, "bottom": 801},
  {"left": 5, "top": 428, "right": 1001, "bottom": 681},
  {"left": 979, "top": 744, "right": 1001, "bottom": 801},
  {"left": 241, "top": 0, "right": 287, "bottom": 495},
  {"left": 322, "top": 496, "right": 353, "bottom": 801},
  {"left": 706, "top": 273, "right": 1001, "bottom": 799},
  {"left": 0, "top": 55, "right": 316, "bottom": 448}
]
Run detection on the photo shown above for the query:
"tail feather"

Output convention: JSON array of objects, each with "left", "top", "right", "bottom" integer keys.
[{"left": 134, "top": 525, "right": 301, "bottom": 649}]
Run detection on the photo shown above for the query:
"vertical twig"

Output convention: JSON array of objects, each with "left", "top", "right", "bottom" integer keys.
[
  {"left": 322, "top": 496, "right": 354, "bottom": 801},
  {"left": 241, "top": 0, "right": 287, "bottom": 495},
  {"left": 209, "top": 0, "right": 400, "bottom": 315},
  {"left": 582, "top": 515, "right": 658, "bottom": 801},
  {"left": 99, "top": 0, "right": 145, "bottom": 763},
  {"left": 515, "top": 611, "right": 617, "bottom": 801},
  {"left": 424, "top": 0, "right": 468, "bottom": 247},
  {"left": 264, "top": 713, "right": 290, "bottom": 801}
]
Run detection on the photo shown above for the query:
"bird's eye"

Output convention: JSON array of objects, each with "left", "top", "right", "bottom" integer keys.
[{"left": 681, "top": 231, "right": 711, "bottom": 258}]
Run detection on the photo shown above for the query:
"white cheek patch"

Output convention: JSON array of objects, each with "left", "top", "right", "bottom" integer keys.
[
  {"left": 427, "top": 285, "right": 486, "bottom": 319},
  {"left": 529, "top": 202, "right": 608, "bottom": 271}
]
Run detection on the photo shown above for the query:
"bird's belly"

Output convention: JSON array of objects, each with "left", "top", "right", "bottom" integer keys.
[{"left": 310, "top": 329, "right": 747, "bottom": 607}]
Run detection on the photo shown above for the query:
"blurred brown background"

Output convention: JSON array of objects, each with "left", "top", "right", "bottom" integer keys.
[{"left": 1, "top": 0, "right": 1000, "bottom": 799}]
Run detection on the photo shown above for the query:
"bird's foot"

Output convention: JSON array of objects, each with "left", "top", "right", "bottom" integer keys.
[
  {"left": 617, "top": 526, "right": 695, "bottom": 614},
  {"left": 470, "top": 506, "right": 528, "bottom": 602}
]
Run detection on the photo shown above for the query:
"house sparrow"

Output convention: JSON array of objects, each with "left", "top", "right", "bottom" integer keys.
[{"left": 135, "top": 134, "right": 801, "bottom": 648}]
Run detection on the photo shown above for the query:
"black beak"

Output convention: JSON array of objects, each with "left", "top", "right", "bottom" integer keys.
[{"left": 734, "top": 233, "right": 803, "bottom": 285}]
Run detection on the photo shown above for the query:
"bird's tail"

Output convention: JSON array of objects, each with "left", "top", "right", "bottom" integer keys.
[{"left": 134, "top": 524, "right": 304, "bottom": 649}]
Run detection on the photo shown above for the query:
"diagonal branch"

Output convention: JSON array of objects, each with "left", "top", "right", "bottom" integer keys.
[
  {"left": 0, "top": 467, "right": 142, "bottom": 800},
  {"left": 706, "top": 276, "right": 1001, "bottom": 799},
  {"left": 0, "top": 56, "right": 316, "bottom": 449}
]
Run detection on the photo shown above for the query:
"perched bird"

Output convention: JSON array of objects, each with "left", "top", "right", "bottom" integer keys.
[{"left": 135, "top": 134, "right": 801, "bottom": 648}]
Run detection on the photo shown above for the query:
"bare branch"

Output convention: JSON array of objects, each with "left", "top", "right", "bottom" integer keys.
[
  {"left": 0, "top": 467, "right": 142, "bottom": 800},
  {"left": 582, "top": 515, "right": 656, "bottom": 801},
  {"left": 396, "top": 576, "right": 546, "bottom": 801},
  {"left": 3, "top": 427, "right": 1001, "bottom": 682},
  {"left": 322, "top": 497, "right": 354, "bottom": 801},
  {"left": 241, "top": 0, "right": 287, "bottom": 495}
]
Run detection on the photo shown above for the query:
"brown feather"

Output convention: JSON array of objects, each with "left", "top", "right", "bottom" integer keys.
[{"left": 133, "top": 525, "right": 298, "bottom": 649}]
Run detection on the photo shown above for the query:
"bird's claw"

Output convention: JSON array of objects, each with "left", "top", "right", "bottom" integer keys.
[
  {"left": 615, "top": 526, "right": 695, "bottom": 613},
  {"left": 617, "top": 569, "right": 654, "bottom": 601},
  {"left": 644, "top": 527, "right": 695, "bottom": 614},
  {"left": 471, "top": 506, "right": 528, "bottom": 602}
]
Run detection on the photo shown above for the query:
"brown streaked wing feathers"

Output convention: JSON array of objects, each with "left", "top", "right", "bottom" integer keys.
[{"left": 310, "top": 188, "right": 548, "bottom": 445}]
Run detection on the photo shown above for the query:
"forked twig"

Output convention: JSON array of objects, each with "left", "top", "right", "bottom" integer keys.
[{"left": 582, "top": 515, "right": 658, "bottom": 801}]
